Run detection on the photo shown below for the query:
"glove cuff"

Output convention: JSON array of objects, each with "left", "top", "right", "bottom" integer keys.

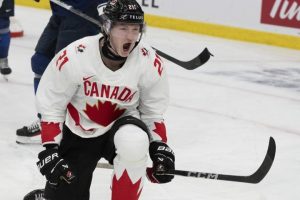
[
  {"left": 43, "top": 143, "right": 59, "bottom": 149},
  {"left": 146, "top": 167, "right": 159, "bottom": 183}
]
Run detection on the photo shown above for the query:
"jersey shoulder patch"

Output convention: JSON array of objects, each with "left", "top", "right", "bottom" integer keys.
[{"left": 73, "top": 35, "right": 100, "bottom": 54}]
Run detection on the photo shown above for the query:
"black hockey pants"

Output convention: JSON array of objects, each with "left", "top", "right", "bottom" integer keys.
[{"left": 44, "top": 116, "right": 149, "bottom": 200}]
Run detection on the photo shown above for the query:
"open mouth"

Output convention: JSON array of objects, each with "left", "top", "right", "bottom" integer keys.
[{"left": 123, "top": 43, "right": 131, "bottom": 52}]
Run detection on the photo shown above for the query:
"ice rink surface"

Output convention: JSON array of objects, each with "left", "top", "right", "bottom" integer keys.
[{"left": 0, "top": 6, "right": 300, "bottom": 200}]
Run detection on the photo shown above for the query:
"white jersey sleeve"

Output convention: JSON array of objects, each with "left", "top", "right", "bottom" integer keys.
[
  {"left": 36, "top": 47, "right": 80, "bottom": 144},
  {"left": 137, "top": 43, "right": 170, "bottom": 142},
  {"left": 36, "top": 48, "right": 80, "bottom": 123}
]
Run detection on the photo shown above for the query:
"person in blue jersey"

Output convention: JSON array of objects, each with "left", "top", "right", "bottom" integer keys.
[
  {"left": 0, "top": 0, "right": 14, "bottom": 76},
  {"left": 16, "top": 0, "right": 108, "bottom": 143}
]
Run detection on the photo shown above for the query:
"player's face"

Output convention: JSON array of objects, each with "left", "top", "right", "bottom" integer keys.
[{"left": 109, "top": 22, "right": 141, "bottom": 57}]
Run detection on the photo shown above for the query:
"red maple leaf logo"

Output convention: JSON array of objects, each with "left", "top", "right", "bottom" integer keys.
[
  {"left": 84, "top": 100, "right": 126, "bottom": 127},
  {"left": 153, "top": 122, "right": 167, "bottom": 142},
  {"left": 112, "top": 170, "right": 142, "bottom": 200},
  {"left": 41, "top": 122, "right": 61, "bottom": 143}
]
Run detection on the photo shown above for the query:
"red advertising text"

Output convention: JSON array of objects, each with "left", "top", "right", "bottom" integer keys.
[{"left": 261, "top": 0, "right": 300, "bottom": 29}]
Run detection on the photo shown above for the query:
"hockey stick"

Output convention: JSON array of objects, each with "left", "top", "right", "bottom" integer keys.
[
  {"left": 50, "top": 0, "right": 213, "bottom": 70},
  {"left": 152, "top": 47, "right": 213, "bottom": 70},
  {"left": 23, "top": 138, "right": 275, "bottom": 199},
  {"left": 97, "top": 137, "right": 276, "bottom": 184}
]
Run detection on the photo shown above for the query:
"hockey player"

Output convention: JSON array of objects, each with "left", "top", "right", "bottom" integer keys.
[
  {"left": 35, "top": 0, "right": 175, "bottom": 199},
  {"left": 16, "top": 0, "right": 107, "bottom": 143},
  {"left": 0, "top": 0, "right": 13, "bottom": 77}
]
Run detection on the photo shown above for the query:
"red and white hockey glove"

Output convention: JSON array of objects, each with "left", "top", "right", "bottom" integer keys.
[
  {"left": 36, "top": 145, "right": 76, "bottom": 188},
  {"left": 147, "top": 141, "right": 175, "bottom": 184}
]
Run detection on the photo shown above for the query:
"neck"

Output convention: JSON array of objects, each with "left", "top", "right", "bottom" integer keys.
[{"left": 99, "top": 38, "right": 126, "bottom": 71}]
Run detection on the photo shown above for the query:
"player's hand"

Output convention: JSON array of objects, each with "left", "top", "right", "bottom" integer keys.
[
  {"left": 147, "top": 141, "right": 175, "bottom": 183},
  {"left": 36, "top": 146, "right": 76, "bottom": 188}
]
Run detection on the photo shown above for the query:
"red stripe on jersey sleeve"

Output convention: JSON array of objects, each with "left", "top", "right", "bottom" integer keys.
[
  {"left": 153, "top": 122, "right": 167, "bottom": 143},
  {"left": 67, "top": 103, "right": 80, "bottom": 125}
]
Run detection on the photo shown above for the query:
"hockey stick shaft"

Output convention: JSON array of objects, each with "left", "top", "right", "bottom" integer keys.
[
  {"left": 50, "top": 0, "right": 212, "bottom": 70},
  {"left": 162, "top": 137, "right": 275, "bottom": 183},
  {"left": 97, "top": 137, "right": 275, "bottom": 184},
  {"left": 50, "top": 0, "right": 103, "bottom": 27}
]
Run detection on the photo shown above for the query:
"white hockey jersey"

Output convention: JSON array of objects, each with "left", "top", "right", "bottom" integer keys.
[{"left": 36, "top": 34, "right": 169, "bottom": 145}]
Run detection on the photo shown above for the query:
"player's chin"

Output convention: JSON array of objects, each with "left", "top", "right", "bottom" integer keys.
[{"left": 119, "top": 51, "right": 130, "bottom": 57}]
